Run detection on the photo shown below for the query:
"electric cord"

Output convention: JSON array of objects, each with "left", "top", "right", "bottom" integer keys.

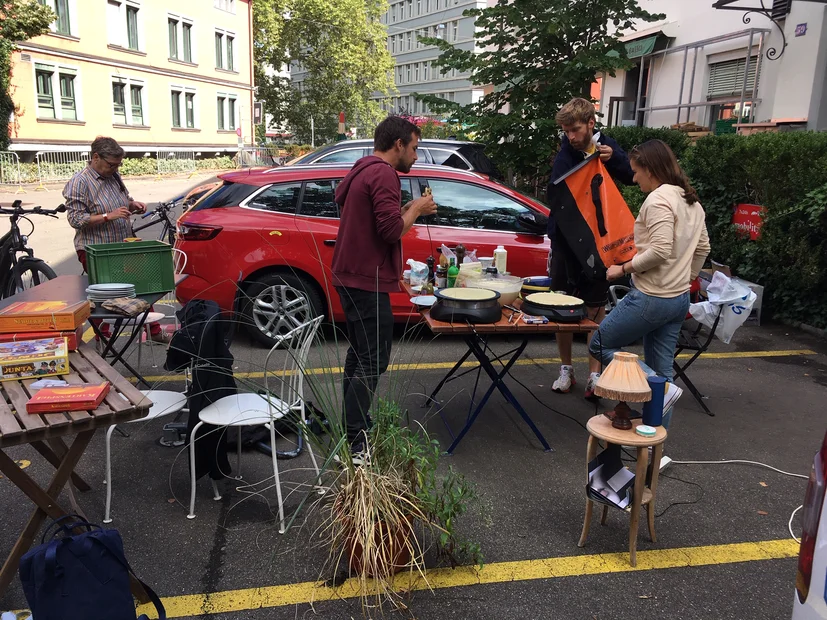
[
  {"left": 669, "top": 459, "right": 808, "bottom": 480},
  {"left": 789, "top": 505, "right": 804, "bottom": 544},
  {"left": 655, "top": 472, "right": 704, "bottom": 518}
]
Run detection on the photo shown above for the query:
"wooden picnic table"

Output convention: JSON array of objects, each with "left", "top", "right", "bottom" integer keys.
[
  {"left": 403, "top": 281, "right": 597, "bottom": 453},
  {"left": 0, "top": 344, "right": 151, "bottom": 598}
]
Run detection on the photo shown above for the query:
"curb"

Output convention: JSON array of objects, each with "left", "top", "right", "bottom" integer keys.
[{"left": 780, "top": 318, "right": 827, "bottom": 340}]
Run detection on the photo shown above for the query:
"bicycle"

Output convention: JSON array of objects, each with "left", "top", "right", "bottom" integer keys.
[
  {"left": 131, "top": 200, "right": 178, "bottom": 244},
  {"left": 0, "top": 200, "right": 65, "bottom": 299}
]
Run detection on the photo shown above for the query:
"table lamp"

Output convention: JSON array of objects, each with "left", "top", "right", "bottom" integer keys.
[{"left": 594, "top": 352, "right": 652, "bottom": 430}]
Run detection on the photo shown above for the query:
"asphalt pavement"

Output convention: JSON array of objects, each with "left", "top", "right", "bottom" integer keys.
[{"left": 0, "top": 177, "right": 824, "bottom": 619}]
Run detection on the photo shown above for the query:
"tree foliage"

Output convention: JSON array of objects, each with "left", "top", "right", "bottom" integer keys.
[
  {"left": 254, "top": 0, "right": 395, "bottom": 144},
  {"left": 417, "top": 0, "right": 662, "bottom": 191},
  {"left": 1, "top": 0, "right": 54, "bottom": 150}
]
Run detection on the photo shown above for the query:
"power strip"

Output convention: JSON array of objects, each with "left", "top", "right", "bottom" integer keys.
[{"left": 659, "top": 455, "right": 673, "bottom": 473}]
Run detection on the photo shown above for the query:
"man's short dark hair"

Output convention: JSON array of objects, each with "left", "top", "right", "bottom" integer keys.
[
  {"left": 90, "top": 136, "right": 125, "bottom": 159},
  {"left": 374, "top": 116, "right": 421, "bottom": 152}
]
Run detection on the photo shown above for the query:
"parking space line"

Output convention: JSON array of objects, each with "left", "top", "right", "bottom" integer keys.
[
  {"left": 132, "top": 349, "right": 817, "bottom": 384},
  {"left": 133, "top": 538, "right": 798, "bottom": 618}
]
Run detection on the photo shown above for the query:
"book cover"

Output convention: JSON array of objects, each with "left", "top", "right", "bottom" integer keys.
[
  {"left": 26, "top": 382, "right": 111, "bottom": 414},
  {"left": 0, "top": 300, "right": 91, "bottom": 333},
  {"left": 0, "top": 337, "right": 69, "bottom": 382}
]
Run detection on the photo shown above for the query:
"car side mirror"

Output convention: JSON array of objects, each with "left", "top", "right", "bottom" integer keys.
[{"left": 518, "top": 211, "right": 547, "bottom": 235}]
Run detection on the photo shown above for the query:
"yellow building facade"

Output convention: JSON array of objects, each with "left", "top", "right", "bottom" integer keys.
[{"left": 9, "top": 0, "right": 254, "bottom": 157}]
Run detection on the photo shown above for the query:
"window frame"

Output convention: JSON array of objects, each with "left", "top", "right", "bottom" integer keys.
[
  {"left": 107, "top": 0, "right": 143, "bottom": 51},
  {"left": 215, "top": 28, "right": 236, "bottom": 71},
  {"left": 110, "top": 74, "right": 147, "bottom": 126},
  {"left": 33, "top": 59, "right": 83, "bottom": 122},
  {"left": 170, "top": 84, "right": 198, "bottom": 129},
  {"left": 38, "top": 0, "right": 75, "bottom": 36}
]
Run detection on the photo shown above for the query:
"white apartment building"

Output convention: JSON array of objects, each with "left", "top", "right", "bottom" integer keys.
[{"left": 599, "top": 0, "right": 827, "bottom": 131}]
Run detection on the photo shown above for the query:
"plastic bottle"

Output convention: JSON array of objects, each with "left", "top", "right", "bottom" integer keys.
[
  {"left": 447, "top": 258, "right": 459, "bottom": 288},
  {"left": 494, "top": 245, "right": 508, "bottom": 275}
]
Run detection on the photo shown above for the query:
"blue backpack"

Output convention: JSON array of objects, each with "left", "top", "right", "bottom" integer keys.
[{"left": 18, "top": 516, "right": 165, "bottom": 620}]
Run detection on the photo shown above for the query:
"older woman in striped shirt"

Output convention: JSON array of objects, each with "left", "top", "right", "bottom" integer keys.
[{"left": 64, "top": 136, "right": 169, "bottom": 343}]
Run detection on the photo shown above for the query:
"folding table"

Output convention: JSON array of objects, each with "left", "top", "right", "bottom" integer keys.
[
  {"left": 403, "top": 282, "right": 598, "bottom": 454},
  {"left": 0, "top": 344, "right": 151, "bottom": 598},
  {"left": 0, "top": 275, "right": 184, "bottom": 388}
]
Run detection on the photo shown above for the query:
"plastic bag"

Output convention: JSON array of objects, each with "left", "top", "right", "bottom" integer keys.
[
  {"left": 689, "top": 271, "right": 756, "bottom": 344},
  {"left": 406, "top": 258, "right": 428, "bottom": 286},
  {"left": 439, "top": 244, "right": 477, "bottom": 267}
]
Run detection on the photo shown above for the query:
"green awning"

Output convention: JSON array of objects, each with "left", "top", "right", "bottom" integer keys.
[
  {"left": 608, "top": 35, "right": 659, "bottom": 60},
  {"left": 625, "top": 35, "right": 658, "bottom": 59}
]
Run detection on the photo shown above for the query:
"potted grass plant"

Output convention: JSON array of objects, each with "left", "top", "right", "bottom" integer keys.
[{"left": 313, "top": 398, "right": 481, "bottom": 616}]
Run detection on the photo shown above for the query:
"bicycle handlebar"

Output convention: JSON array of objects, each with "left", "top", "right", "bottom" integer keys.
[
  {"left": 0, "top": 201, "right": 67, "bottom": 217},
  {"left": 140, "top": 201, "right": 174, "bottom": 219}
]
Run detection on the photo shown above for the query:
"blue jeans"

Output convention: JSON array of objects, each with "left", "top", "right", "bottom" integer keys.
[{"left": 589, "top": 288, "right": 689, "bottom": 429}]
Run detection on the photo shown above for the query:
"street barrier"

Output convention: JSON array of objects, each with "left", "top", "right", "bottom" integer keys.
[
  {"left": 157, "top": 150, "right": 196, "bottom": 178},
  {"left": 35, "top": 150, "right": 90, "bottom": 191},
  {"left": 0, "top": 152, "right": 25, "bottom": 194},
  {"left": 237, "top": 146, "right": 283, "bottom": 168}
]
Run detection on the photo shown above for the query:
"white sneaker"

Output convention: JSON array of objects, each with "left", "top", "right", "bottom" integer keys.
[
  {"left": 552, "top": 365, "right": 575, "bottom": 393},
  {"left": 585, "top": 372, "right": 600, "bottom": 401},
  {"left": 662, "top": 383, "right": 683, "bottom": 413}
]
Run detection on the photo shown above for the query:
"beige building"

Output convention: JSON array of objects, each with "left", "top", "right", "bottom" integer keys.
[{"left": 9, "top": 0, "right": 254, "bottom": 158}]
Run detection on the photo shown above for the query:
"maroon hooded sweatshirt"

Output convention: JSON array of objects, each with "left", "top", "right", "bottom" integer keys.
[{"left": 332, "top": 156, "right": 404, "bottom": 293}]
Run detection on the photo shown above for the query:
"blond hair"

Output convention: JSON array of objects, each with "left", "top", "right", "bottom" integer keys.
[{"left": 556, "top": 98, "right": 596, "bottom": 127}]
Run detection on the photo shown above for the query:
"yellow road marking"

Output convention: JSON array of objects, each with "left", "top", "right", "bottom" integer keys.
[
  {"left": 132, "top": 349, "right": 818, "bottom": 384},
  {"left": 133, "top": 538, "right": 798, "bottom": 618}
]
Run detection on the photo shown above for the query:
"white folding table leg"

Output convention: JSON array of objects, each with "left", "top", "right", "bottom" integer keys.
[
  {"left": 103, "top": 425, "right": 117, "bottom": 524},
  {"left": 188, "top": 420, "right": 205, "bottom": 519}
]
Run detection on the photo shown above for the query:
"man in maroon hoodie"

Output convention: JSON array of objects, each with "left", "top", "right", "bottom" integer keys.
[{"left": 332, "top": 116, "right": 437, "bottom": 457}]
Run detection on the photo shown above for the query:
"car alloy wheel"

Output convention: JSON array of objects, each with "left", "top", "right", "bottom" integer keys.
[{"left": 252, "top": 283, "right": 312, "bottom": 338}]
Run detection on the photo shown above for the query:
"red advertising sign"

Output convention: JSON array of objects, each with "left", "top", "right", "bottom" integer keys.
[{"left": 732, "top": 203, "right": 766, "bottom": 240}]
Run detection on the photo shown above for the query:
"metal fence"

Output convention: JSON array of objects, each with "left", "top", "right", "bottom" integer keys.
[
  {"left": 157, "top": 150, "right": 196, "bottom": 176},
  {"left": 237, "top": 146, "right": 284, "bottom": 168},
  {"left": 35, "top": 150, "right": 90, "bottom": 190},
  {"left": 0, "top": 152, "right": 25, "bottom": 193}
]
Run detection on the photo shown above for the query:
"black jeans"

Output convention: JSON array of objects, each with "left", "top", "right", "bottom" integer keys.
[{"left": 336, "top": 287, "right": 394, "bottom": 443}]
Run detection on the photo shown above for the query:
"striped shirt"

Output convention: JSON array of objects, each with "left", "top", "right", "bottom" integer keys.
[{"left": 64, "top": 165, "right": 134, "bottom": 251}]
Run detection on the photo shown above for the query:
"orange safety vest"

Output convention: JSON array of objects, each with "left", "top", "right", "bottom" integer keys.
[{"left": 548, "top": 154, "right": 637, "bottom": 281}]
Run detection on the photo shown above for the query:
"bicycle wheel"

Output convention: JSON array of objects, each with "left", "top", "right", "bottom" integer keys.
[{"left": 5, "top": 259, "right": 57, "bottom": 298}]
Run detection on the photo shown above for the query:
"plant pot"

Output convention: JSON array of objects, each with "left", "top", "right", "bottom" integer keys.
[{"left": 346, "top": 517, "right": 415, "bottom": 577}]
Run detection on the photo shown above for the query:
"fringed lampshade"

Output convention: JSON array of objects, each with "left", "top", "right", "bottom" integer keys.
[{"left": 595, "top": 352, "right": 652, "bottom": 430}]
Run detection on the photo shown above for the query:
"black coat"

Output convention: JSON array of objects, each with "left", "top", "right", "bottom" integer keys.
[{"left": 165, "top": 299, "right": 236, "bottom": 481}]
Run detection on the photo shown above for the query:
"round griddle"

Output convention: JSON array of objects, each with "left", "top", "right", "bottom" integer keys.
[
  {"left": 430, "top": 287, "right": 503, "bottom": 324},
  {"left": 521, "top": 292, "right": 587, "bottom": 323}
]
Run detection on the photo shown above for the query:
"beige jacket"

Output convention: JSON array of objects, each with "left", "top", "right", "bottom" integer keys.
[{"left": 629, "top": 184, "right": 711, "bottom": 298}]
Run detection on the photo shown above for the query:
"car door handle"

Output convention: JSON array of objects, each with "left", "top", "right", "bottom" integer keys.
[{"left": 323, "top": 239, "right": 336, "bottom": 246}]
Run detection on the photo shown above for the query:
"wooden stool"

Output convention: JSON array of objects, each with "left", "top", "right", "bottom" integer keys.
[{"left": 578, "top": 415, "right": 667, "bottom": 567}]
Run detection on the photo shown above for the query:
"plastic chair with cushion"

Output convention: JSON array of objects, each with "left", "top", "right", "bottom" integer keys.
[
  {"left": 103, "top": 389, "right": 188, "bottom": 523},
  {"left": 187, "top": 315, "right": 323, "bottom": 532}
]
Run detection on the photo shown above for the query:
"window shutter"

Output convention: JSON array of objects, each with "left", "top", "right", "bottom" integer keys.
[
  {"left": 707, "top": 57, "right": 759, "bottom": 99},
  {"left": 771, "top": 0, "right": 791, "bottom": 20}
]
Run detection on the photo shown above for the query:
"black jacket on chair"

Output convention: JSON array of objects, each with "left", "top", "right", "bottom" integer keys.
[{"left": 165, "top": 299, "right": 236, "bottom": 480}]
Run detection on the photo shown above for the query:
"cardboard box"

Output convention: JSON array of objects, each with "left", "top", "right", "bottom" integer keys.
[
  {"left": 0, "top": 327, "right": 83, "bottom": 351},
  {"left": 27, "top": 381, "right": 110, "bottom": 414},
  {"left": 0, "top": 301, "right": 91, "bottom": 334},
  {"left": 0, "top": 337, "right": 69, "bottom": 382}
]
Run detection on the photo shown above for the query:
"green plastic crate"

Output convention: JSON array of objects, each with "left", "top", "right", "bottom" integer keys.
[{"left": 86, "top": 240, "right": 175, "bottom": 296}]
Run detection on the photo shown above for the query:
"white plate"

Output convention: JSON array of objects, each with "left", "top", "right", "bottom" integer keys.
[
  {"left": 411, "top": 285, "right": 439, "bottom": 293},
  {"left": 87, "top": 283, "right": 135, "bottom": 291},
  {"left": 410, "top": 295, "right": 436, "bottom": 307}
]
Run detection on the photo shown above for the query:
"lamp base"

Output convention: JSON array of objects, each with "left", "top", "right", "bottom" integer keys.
[{"left": 603, "top": 402, "right": 634, "bottom": 430}]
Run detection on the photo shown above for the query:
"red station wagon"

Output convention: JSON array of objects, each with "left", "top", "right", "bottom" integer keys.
[{"left": 175, "top": 164, "right": 551, "bottom": 346}]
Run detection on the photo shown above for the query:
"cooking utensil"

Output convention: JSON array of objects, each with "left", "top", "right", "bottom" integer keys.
[
  {"left": 521, "top": 292, "right": 587, "bottom": 323},
  {"left": 430, "top": 287, "right": 502, "bottom": 323}
]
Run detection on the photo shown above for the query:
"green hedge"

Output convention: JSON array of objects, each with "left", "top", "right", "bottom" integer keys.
[
  {"left": 602, "top": 126, "right": 692, "bottom": 161},
  {"left": 683, "top": 132, "right": 827, "bottom": 328}
]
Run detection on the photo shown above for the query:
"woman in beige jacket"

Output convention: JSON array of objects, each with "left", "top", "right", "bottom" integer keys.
[{"left": 589, "top": 140, "right": 711, "bottom": 429}]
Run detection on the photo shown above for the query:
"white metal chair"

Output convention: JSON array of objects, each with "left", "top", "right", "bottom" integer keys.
[
  {"left": 187, "top": 315, "right": 323, "bottom": 532},
  {"left": 103, "top": 389, "right": 188, "bottom": 523}
]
